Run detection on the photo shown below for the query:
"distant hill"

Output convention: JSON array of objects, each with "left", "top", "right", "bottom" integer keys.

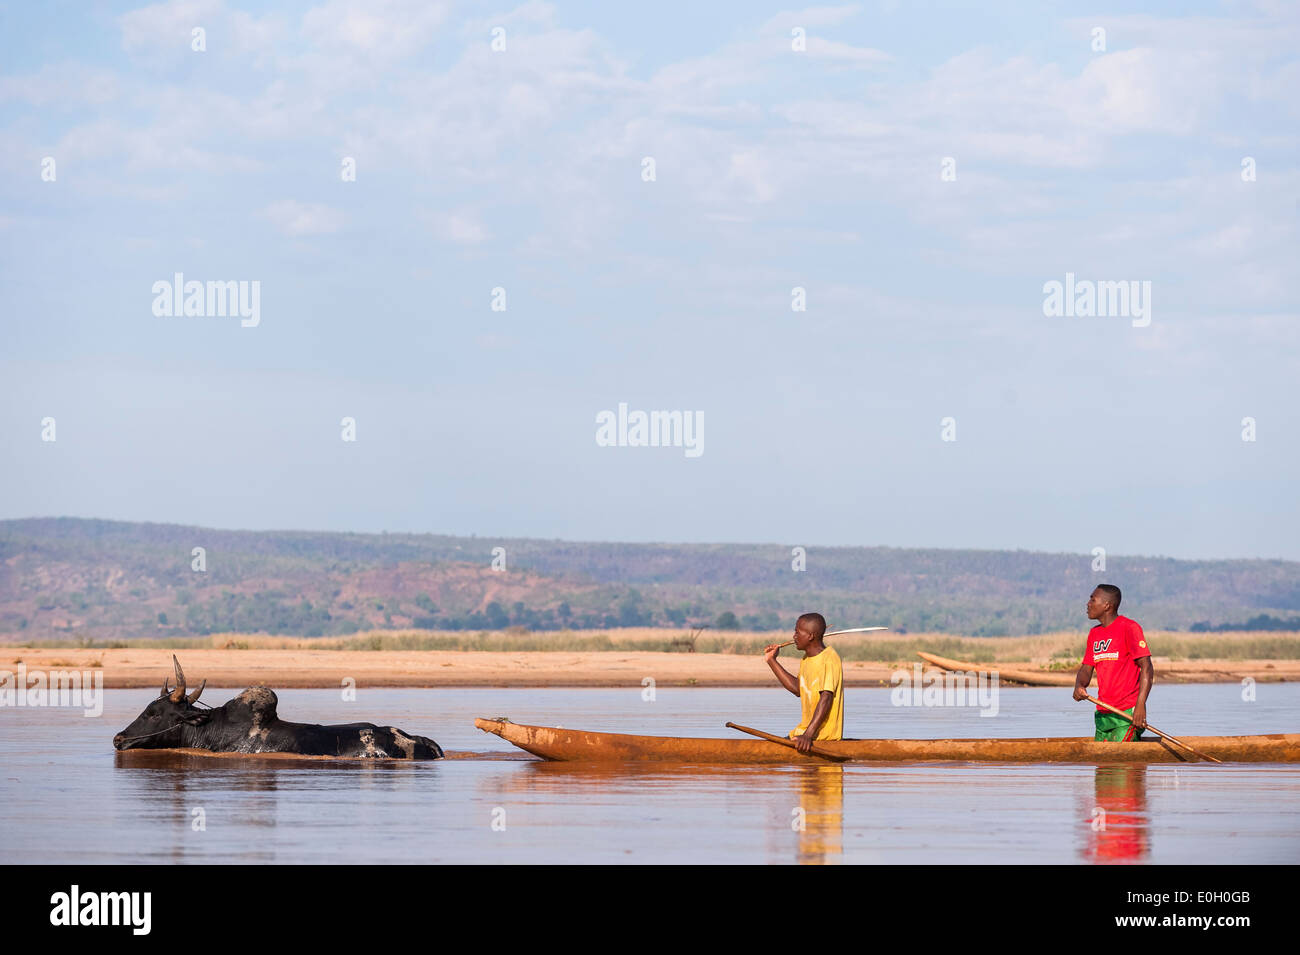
[{"left": 1, "top": 517, "right": 1297, "bottom": 640}]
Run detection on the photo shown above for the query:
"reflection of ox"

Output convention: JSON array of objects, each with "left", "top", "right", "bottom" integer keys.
[{"left": 113, "top": 657, "right": 443, "bottom": 759}]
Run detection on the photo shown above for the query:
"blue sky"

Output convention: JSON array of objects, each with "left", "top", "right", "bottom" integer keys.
[{"left": 1, "top": 0, "right": 1297, "bottom": 559}]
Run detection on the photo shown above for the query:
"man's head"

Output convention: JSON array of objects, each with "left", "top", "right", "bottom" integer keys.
[
  {"left": 794, "top": 612, "right": 827, "bottom": 651},
  {"left": 1087, "top": 585, "right": 1122, "bottom": 620}
]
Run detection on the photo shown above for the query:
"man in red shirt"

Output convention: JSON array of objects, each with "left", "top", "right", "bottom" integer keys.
[{"left": 1072, "top": 585, "right": 1154, "bottom": 741}]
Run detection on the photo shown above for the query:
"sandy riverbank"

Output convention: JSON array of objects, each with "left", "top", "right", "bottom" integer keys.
[{"left": 5, "top": 647, "right": 1296, "bottom": 688}]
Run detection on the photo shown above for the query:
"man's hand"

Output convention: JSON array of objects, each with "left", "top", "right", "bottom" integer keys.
[
  {"left": 1131, "top": 703, "right": 1148, "bottom": 730},
  {"left": 1073, "top": 663, "right": 1095, "bottom": 703},
  {"left": 766, "top": 645, "right": 799, "bottom": 695},
  {"left": 794, "top": 733, "right": 814, "bottom": 753}
]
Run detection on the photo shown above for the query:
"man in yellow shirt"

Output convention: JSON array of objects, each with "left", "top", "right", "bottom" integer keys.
[{"left": 764, "top": 612, "right": 844, "bottom": 752}]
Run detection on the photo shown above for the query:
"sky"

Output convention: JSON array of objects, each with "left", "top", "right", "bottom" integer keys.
[{"left": 1, "top": 0, "right": 1297, "bottom": 560}]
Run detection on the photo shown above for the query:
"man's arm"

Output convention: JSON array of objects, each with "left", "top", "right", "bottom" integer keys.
[
  {"left": 1131, "top": 657, "right": 1154, "bottom": 728},
  {"left": 764, "top": 644, "right": 799, "bottom": 696},
  {"left": 1072, "top": 663, "right": 1095, "bottom": 702},
  {"left": 795, "top": 691, "right": 834, "bottom": 753}
]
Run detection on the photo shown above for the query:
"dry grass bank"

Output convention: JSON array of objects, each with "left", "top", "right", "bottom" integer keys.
[
  {"left": 10, "top": 627, "right": 1299, "bottom": 663},
  {"left": 4, "top": 628, "right": 1298, "bottom": 689}
]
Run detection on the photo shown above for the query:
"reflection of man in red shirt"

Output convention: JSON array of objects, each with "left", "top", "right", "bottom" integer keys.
[
  {"left": 1084, "top": 765, "right": 1149, "bottom": 864},
  {"left": 1072, "top": 585, "right": 1154, "bottom": 740}
]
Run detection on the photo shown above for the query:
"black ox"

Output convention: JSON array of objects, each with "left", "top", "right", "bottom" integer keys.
[{"left": 113, "top": 657, "right": 443, "bottom": 759}]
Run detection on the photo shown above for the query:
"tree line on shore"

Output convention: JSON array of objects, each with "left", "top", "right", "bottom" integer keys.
[{"left": 2, "top": 517, "right": 1297, "bottom": 640}]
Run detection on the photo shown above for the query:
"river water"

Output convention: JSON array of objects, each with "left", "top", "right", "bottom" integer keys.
[{"left": 2, "top": 684, "right": 1298, "bottom": 864}]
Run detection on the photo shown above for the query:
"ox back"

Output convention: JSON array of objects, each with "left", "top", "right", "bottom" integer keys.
[{"left": 210, "top": 686, "right": 444, "bottom": 759}]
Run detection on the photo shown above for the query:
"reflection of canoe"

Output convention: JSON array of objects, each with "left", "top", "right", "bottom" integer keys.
[
  {"left": 474, "top": 719, "right": 1300, "bottom": 764},
  {"left": 917, "top": 651, "right": 1083, "bottom": 687}
]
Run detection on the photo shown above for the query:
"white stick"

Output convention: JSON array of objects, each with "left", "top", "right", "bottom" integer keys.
[{"left": 824, "top": 626, "right": 889, "bottom": 636}]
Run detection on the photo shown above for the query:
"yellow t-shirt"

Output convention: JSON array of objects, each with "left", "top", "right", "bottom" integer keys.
[{"left": 791, "top": 646, "right": 844, "bottom": 740}]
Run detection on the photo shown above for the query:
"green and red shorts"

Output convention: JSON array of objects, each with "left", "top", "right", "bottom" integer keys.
[{"left": 1094, "top": 708, "right": 1143, "bottom": 742}]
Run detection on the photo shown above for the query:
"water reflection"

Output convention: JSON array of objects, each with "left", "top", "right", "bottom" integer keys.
[
  {"left": 110, "top": 750, "right": 444, "bottom": 863},
  {"left": 795, "top": 765, "right": 843, "bottom": 865},
  {"left": 1081, "top": 764, "right": 1149, "bottom": 864},
  {"left": 474, "top": 759, "right": 847, "bottom": 864},
  {"left": 4, "top": 688, "right": 1296, "bottom": 864}
]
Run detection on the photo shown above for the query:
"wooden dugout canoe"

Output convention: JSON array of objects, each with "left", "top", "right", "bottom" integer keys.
[
  {"left": 474, "top": 719, "right": 1300, "bottom": 764},
  {"left": 917, "top": 651, "right": 1082, "bottom": 687}
]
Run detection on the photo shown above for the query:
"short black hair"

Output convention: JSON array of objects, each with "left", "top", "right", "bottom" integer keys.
[
  {"left": 1096, "top": 584, "right": 1122, "bottom": 611},
  {"left": 797, "top": 612, "right": 827, "bottom": 638}
]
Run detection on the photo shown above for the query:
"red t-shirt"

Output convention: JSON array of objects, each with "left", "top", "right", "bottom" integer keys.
[{"left": 1082, "top": 616, "right": 1151, "bottom": 711}]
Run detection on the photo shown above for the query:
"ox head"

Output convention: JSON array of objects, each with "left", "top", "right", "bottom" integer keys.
[{"left": 113, "top": 655, "right": 209, "bottom": 750}]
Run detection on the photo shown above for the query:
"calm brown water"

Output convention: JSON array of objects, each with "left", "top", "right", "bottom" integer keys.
[{"left": 2, "top": 685, "right": 1298, "bottom": 864}]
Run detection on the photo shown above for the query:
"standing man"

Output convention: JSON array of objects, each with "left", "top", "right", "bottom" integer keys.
[
  {"left": 1073, "top": 585, "right": 1154, "bottom": 741},
  {"left": 765, "top": 612, "right": 844, "bottom": 752}
]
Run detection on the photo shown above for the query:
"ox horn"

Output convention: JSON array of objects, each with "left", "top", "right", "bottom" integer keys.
[
  {"left": 186, "top": 680, "right": 206, "bottom": 705},
  {"left": 168, "top": 655, "right": 186, "bottom": 703}
]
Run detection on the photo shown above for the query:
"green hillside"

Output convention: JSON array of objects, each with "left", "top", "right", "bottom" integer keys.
[{"left": 1, "top": 517, "right": 1296, "bottom": 640}]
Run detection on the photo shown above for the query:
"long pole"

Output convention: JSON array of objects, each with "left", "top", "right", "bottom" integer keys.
[
  {"left": 765, "top": 626, "right": 890, "bottom": 653},
  {"left": 1084, "top": 695, "right": 1222, "bottom": 763}
]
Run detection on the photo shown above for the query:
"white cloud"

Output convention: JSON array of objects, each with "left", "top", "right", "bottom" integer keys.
[
  {"left": 0, "top": 63, "right": 121, "bottom": 107},
  {"left": 230, "top": 11, "right": 290, "bottom": 65},
  {"left": 301, "top": 0, "right": 451, "bottom": 61},
  {"left": 2, "top": 1, "right": 1294, "bottom": 329},
  {"left": 262, "top": 200, "right": 344, "bottom": 235},
  {"left": 724, "top": 150, "right": 777, "bottom": 202},
  {"left": 119, "top": 0, "right": 224, "bottom": 61},
  {"left": 760, "top": 5, "right": 864, "bottom": 32},
  {"left": 432, "top": 211, "right": 490, "bottom": 244},
  {"left": 805, "top": 36, "right": 892, "bottom": 65}
]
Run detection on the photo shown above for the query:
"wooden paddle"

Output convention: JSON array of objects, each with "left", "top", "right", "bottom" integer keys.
[
  {"left": 726, "top": 722, "right": 848, "bottom": 762},
  {"left": 1084, "top": 695, "right": 1222, "bottom": 763}
]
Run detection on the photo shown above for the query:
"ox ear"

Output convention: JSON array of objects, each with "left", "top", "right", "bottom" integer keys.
[
  {"left": 181, "top": 710, "right": 211, "bottom": 726},
  {"left": 186, "top": 680, "right": 206, "bottom": 705}
]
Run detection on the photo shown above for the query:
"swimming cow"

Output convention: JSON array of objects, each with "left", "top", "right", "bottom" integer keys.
[{"left": 113, "top": 656, "right": 443, "bottom": 759}]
